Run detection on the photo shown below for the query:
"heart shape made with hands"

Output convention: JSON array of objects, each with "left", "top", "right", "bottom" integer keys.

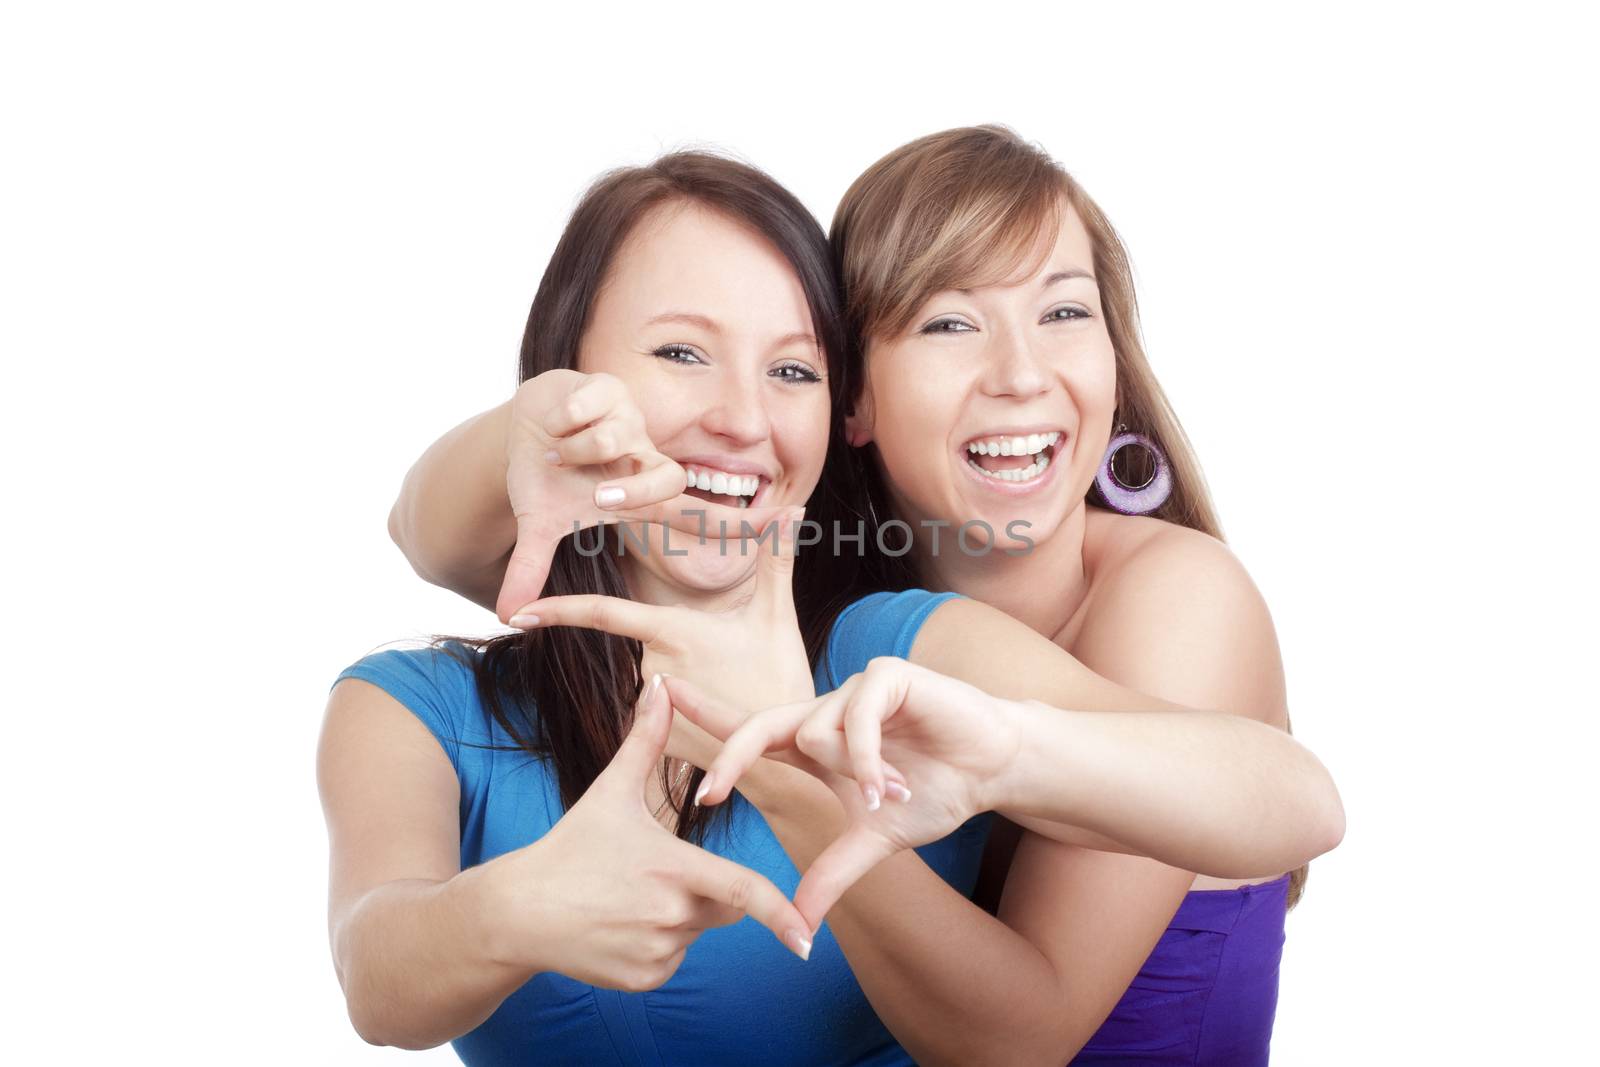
[{"left": 663, "top": 659, "right": 1017, "bottom": 931}]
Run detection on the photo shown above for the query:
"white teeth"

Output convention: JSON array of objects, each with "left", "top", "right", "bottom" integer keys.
[
  {"left": 964, "top": 433, "right": 1060, "bottom": 458},
  {"left": 966, "top": 451, "right": 1051, "bottom": 483},
  {"left": 683, "top": 466, "right": 761, "bottom": 497}
]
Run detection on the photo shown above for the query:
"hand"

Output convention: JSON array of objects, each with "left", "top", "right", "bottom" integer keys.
[
  {"left": 671, "top": 657, "right": 1023, "bottom": 929},
  {"left": 506, "top": 506, "right": 818, "bottom": 720},
  {"left": 497, "top": 370, "right": 785, "bottom": 622},
  {"left": 477, "top": 674, "right": 814, "bottom": 993}
]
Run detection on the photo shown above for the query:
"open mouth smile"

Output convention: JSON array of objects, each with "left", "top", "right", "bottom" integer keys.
[{"left": 960, "top": 430, "right": 1065, "bottom": 493}]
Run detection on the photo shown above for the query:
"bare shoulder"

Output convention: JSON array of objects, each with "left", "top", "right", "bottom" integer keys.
[{"left": 1076, "top": 509, "right": 1287, "bottom": 726}]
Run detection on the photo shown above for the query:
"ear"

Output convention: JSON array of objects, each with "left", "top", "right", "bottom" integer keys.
[{"left": 844, "top": 374, "right": 877, "bottom": 448}]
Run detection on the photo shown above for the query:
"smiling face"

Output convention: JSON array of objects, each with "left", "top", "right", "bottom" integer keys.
[
  {"left": 847, "top": 199, "right": 1116, "bottom": 552},
  {"left": 578, "top": 200, "right": 832, "bottom": 596}
]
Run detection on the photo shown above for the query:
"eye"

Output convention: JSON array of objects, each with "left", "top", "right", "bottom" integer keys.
[
  {"left": 1041, "top": 305, "right": 1091, "bottom": 324},
  {"left": 653, "top": 343, "right": 706, "bottom": 365},
  {"left": 770, "top": 360, "right": 823, "bottom": 385},
  {"left": 920, "top": 317, "right": 977, "bottom": 335}
]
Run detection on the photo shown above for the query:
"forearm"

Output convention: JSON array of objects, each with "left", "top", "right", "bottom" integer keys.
[
  {"left": 334, "top": 864, "right": 532, "bottom": 1050},
  {"left": 996, "top": 699, "right": 1345, "bottom": 877},
  {"left": 742, "top": 766, "right": 1078, "bottom": 1067},
  {"left": 388, "top": 400, "right": 516, "bottom": 607}
]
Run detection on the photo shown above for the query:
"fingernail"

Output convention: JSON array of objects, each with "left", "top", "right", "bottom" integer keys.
[
  {"left": 646, "top": 673, "right": 661, "bottom": 702},
  {"left": 595, "top": 485, "right": 625, "bottom": 507},
  {"left": 862, "top": 784, "right": 880, "bottom": 812},
  {"left": 785, "top": 928, "right": 813, "bottom": 961},
  {"left": 544, "top": 449, "right": 562, "bottom": 465},
  {"left": 886, "top": 781, "right": 913, "bottom": 803},
  {"left": 693, "top": 772, "right": 714, "bottom": 806},
  {"left": 508, "top": 613, "right": 541, "bottom": 627}
]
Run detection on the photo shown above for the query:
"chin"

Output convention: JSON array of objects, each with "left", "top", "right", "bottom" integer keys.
[{"left": 637, "top": 532, "right": 759, "bottom": 595}]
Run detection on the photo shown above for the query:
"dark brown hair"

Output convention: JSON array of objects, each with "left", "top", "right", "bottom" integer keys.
[{"left": 446, "top": 150, "right": 844, "bottom": 842}]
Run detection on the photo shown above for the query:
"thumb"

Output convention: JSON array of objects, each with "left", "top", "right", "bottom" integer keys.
[
  {"left": 755, "top": 506, "right": 805, "bottom": 603},
  {"left": 605, "top": 673, "right": 673, "bottom": 787},
  {"left": 793, "top": 825, "right": 900, "bottom": 931},
  {"left": 497, "top": 513, "right": 558, "bottom": 624}
]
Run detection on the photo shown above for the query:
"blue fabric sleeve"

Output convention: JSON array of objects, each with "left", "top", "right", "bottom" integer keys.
[
  {"left": 332, "top": 643, "right": 483, "bottom": 778},
  {"left": 813, "top": 589, "right": 966, "bottom": 693}
]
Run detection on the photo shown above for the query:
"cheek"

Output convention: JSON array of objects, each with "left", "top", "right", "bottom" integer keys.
[{"left": 772, "top": 391, "right": 832, "bottom": 482}]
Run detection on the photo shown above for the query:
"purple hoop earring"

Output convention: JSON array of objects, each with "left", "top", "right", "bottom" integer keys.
[{"left": 1095, "top": 428, "right": 1172, "bottom": 515}]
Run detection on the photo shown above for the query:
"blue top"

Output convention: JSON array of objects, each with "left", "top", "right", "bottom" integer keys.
[{"left": 334, "top": 589, "right": 992, "bottom": 1067}]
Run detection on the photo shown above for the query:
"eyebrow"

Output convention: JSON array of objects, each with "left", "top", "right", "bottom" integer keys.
[
  {"left": 643, "top": 311, "right": 817, "bottom": 350},
  {"left": 644, "top": 311, "right": 721, "bottom": 332}
]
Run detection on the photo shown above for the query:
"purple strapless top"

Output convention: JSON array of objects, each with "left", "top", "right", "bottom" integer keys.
[{"left": 1071, "top": 875, "right": 1290, "bottom": 1066}]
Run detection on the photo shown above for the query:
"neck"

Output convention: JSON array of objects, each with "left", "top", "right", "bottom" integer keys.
[{"left": 909, "top": 500, "right": 1091, "bottom": 641}]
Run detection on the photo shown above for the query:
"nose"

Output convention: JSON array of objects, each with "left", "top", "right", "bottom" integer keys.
[
  {"left": 981, "top": 322, "right": 1050, "bottom": 400},
  {"left": 699, "top": 362, "right": 772, "bottom": 446}
]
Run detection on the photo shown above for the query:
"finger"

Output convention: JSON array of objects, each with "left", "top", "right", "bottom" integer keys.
[
  {"left": 842, "top": 681, "right": 888, "bottom": 811},
  {"left": 793, "top": 825, "right": 900, "bottom": 931},
  {"left": 507, "top": 594, "right": 671, "bottom": 645},
  {"left": 685, "top": 896, "right": 746, "bottom": 931},
  {"left": 661, "top": 675, "right": 746, "bottom": 742},
  {"left": 591, "top": 457, "right": 686, "bottom": 512},
  {"left": 675, "top": 845, "right": 813, "bottom": 960},
  {"left": 551, "top": 418, "right": 646, "bottom": 469},
  {"left": 753, "top": 507, "right": 805, "bottom": 615},
  {"left": 541, "top": 373, "right": 628, "bottom": 439},
  {"left": 605, "top": 673, "right": 673, "bottom": 786},
  {"left": 497, "top": 514, "right": 559, "bottom": 624},
  {"left": 696, "top": 689, "right": 848, "bottom": 806},
  {"left": 787, "top": 723, "right": 910, "bottom": 797}
]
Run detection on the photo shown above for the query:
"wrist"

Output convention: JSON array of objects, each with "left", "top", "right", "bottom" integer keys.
[
  {"left": 450, "top": 842, "right": 555, "bottom": 978},
  {"left": 983, "top": 697, "right": 1053, "bottom": 815}
]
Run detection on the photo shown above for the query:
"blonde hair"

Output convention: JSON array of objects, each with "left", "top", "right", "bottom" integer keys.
[{"left": 831, "top": 125, "right": 1308, "bottom": 907}]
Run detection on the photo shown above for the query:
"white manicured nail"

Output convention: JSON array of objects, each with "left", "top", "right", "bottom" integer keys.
[
  {"left": 595, "top": 486, "right": 625, "bottom": 507},
  {"left": 862, "top": 784, "right": 880, "bottom": 811},
  {"left": 693, "top": 772, "right": 715, "bottom": 806},
  {"left": 886, "top": 782, "right": 912, "bottom": 803},
  {"left": 786, "top": 928, "right": 813, "bottom": 961}
]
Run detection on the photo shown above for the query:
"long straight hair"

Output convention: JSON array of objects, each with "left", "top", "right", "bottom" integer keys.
[
  {"left": 447, "top": 151, "right": 844, "bottom": 842},
  {"left": 800, "top": 125, "right": 1307, "bottom": 907}
]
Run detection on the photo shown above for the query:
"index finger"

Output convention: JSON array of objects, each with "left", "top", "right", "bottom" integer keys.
[
  {"left": 673, "top": 844, "right": 813, "bottom": 960},
  {"left": 694, "top": 689, "right": 848, "bottom": 806},
  {"left": 508, "top": 594, "right": 672, "bottom": 645}
]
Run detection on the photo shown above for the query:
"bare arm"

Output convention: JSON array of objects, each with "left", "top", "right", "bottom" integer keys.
[
  {"left": 387, "top": 402, "right": 516, "bottom": 613},
  {"left": 734, "top": 530, "right": 1339, "bottom": 1065},
  {"left": 317, "top": 678, "right": 529, "bottom": 1048},
  {"left": 318, "top": 674, "right": 811, "bottom": 1049}
]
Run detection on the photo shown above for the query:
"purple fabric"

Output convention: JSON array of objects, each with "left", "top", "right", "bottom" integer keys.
[{"left": 1071, "top": 875, "right": 1290, "bottom": 1066}]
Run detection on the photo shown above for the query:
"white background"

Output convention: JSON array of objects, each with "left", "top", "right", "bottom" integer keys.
[{"left": 4, "top": 2, "right": 1595, "bottom": 1063}]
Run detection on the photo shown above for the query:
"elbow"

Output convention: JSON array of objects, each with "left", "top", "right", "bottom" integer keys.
[
  {"left": 1317, "top": 782, "right": 1347, "bottom": 858},
  {"left": 388, "top": 498, "right": 442, "bottom": 587},
  {"left": 346, "top": 996, "right": 448, "bottom": 1052}
]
